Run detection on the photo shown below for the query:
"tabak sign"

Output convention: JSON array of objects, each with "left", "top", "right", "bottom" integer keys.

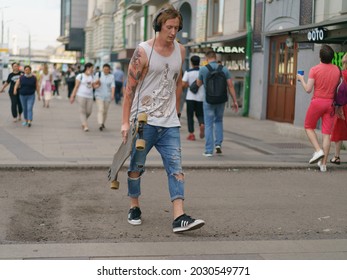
[
  {"left": 307, "top": 27, "right": 326, "bottom": 42},
  {"left": 212, "top": 46, "right": 245, "bottom": 54}
]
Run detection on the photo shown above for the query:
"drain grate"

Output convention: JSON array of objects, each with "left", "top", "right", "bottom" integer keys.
[{"left": 270, "top": 142, "right": 310, "bottom": 149}]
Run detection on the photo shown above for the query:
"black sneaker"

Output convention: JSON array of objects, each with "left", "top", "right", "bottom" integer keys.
[
  {"left": 172, "top": 214, "right": 205, "bottom": 233},
  {"left": 215, "top": 145, "right": 222, "bottom": 154},
  {"left": 128, "top": 207, "right": 142, "bottom": 225}
]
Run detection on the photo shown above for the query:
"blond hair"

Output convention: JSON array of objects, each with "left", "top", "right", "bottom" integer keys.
[
  {"left": 342, "top": 53, "right": 347, "bottom": 71},
  {"left": 43, "top": 64, "right": 49, "bottom": 75}
]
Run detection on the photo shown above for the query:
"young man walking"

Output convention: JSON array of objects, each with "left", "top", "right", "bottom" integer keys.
[
  {"left": 113, "top": 64, "right": 125, "bottom": 104},
  {"left": 197, "top": 50, "right": 239, "bottom": 156},
  {"left": 94, "top": 64, "right": 115, "bottom": 131},
  {"left": 182, "top": 55, "right": 205, "bottom": 141},
  {"left": 121, "top": 4, "right": 205, "bottom": 233}
]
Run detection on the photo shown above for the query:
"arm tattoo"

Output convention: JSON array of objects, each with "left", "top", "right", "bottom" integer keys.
[
  {"left": 126, "top": 46, "right": 146, "bottom": 101},
  {"left": 130, "top": 47, "right": 142, "bottom": 79}
]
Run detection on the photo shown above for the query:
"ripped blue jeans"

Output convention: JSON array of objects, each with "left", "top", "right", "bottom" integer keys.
[{"left": 128, "top": 125, "right": 184, "bottom": 201}]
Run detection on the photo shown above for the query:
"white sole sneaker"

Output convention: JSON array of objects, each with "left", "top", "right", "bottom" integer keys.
[
  {"left": 317, "top": 160, "right": 327, "bottom": 172},
  {"left": 202, "top": 153, "right": 213, "bottom": 157},
  {"left": 173, "top": 219, "right": 205, "bottom": 233},
  {"left": 309, "top": 149, "right": 324, "bottom": 164},
  {"left": 128, "top": 219, "right": 142, "bottom": 225}
]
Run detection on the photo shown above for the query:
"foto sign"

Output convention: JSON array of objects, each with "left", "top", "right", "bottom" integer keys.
[{"left": 307, "top": 27, "right": 326, "bottom": 42}]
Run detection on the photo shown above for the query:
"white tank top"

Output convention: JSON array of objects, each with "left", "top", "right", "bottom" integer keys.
[{"left": 130, "top": 40, "right": 182, "bottom": 127}]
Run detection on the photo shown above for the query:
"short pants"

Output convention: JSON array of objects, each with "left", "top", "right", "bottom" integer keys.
[{"left": 304, "top": 97, "right": 334, "bottom": 134}]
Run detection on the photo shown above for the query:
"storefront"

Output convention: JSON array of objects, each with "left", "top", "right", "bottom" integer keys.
[
  {"left": 187, "top": 35, "right": 247, "bottom": 110},
  {"left": 263, "top": 16, "right": 347, "bottom": 124}
]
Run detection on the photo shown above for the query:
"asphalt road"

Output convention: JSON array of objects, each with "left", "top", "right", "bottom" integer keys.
[{"left": 0, "top": 167, "right": 346, "bottom": 245}]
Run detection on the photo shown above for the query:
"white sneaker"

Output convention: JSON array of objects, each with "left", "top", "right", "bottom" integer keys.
[
  {"left": 202, "top": 152, "right": 213, "bottom": 157},
  {"left": 317, "top": 160, "right": 327, "bottom": 172},
  {"left": 309, "top": 149, "right": 324, "bottom": 164}
]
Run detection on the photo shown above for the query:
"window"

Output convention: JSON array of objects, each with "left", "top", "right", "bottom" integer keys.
[
  {"left": 239, "top": 0, "right": 246, "bottom": 30},
  {"left": 210, "top": 0, "right": 224, "bottom": 35}
]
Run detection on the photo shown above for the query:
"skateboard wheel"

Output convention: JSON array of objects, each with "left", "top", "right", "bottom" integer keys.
[
  {"left": 138, "top": 112, "right": 147, "bottom": 123},
  {"left": 110, "top": 180, "right": 120, "bottom": 189},
  {"left": 136, "top": 139, "right": 146, "bottom": 150}
]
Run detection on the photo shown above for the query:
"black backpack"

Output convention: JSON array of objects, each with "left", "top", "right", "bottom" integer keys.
[{"left": 205, "top": 64, "right": 228, "bottom": 104}]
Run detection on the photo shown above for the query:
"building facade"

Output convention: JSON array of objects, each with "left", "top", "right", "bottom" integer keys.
[
  {"left": 60, "top": 0, "right": 347, "bottom": 130},
  {"left": 251, "top": 0, "right": 347, "bottom": 128},
  {"left": 58, "top": 0, "right": 88, "bottom": 53}
]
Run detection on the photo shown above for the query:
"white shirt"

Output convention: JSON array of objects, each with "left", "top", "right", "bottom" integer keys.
[
  {"left": 94, "top": 72, "right": 115, "bottom": 101},
  {"left": 182, "top": 68, "right": 205, "bottom": 102},
  {"left": 76, "top": 73, "right": 94, "bottom": 99}
]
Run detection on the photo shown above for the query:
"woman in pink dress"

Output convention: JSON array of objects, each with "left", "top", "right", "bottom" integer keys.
[{"left": 330, "top": 53, "right": 347, "bottom": 164}]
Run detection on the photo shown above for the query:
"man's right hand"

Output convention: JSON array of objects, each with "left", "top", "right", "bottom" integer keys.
[{"left": 121, "top": 123, "right": 130, "bottom": 144}]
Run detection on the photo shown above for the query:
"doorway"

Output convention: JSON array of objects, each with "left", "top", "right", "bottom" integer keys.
[{"left": 266, "top": 35, "right": 297, "bottom": 123}]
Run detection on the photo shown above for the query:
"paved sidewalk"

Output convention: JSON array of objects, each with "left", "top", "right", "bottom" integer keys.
[
  {"left": 2, "top": 239, "right": 347, "bottom": 260},
  {"left": 0, "top": 87, "right": 345, "bottom": 169}
]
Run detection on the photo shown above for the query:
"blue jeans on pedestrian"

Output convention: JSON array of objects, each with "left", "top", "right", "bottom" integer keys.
[
  {"left": 19, "top": 94, "right": 35, "bottom": 121},
  {"left": 203, "top": 101, "right": 225, "bottom": 154},
  {"left": 115, "top": 81, "right": 123, "bottom": 104},
  {"left": 128, "top": 125, "right": 184, "bottom": 202}
]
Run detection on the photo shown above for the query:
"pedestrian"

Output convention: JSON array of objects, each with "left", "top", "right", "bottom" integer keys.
[
  {"left": 297, "top": 44, "right": 340, "bottom": 172},
  {"left": 13, "top": 65, "right": 40, "bottom": 127},
  {"left": 93, "top": 66, "right": 101, "bottom": 101},
  {"left": 39, "top": 63, "right": 53, "bottom": 108},
  {"left": 330, "top": 53, "right": 347, "bottom": 165},
  {"left": 113, "top": 63, "right": 124, "bottom": 104},
  {"left": 0, "top": 62, "right": 23, "bottom": 122},
  {"left": 52, "top": 63, "right": 62, "bottom": 98},
  {"left": 182, "top": 55, "right": 205, "bottom": 141},
  {"left": 121, "top": 4, "right": 205, "bottom": 233},
  {"left": 196, "top": 50, "right": 239, "bottom": 156},
  {"left": 94, "top": 63, "right": 115, "bottom": 131},
  {"left": 70, "top": 62, "right": 97, "bottom": 132},
  {"left": 65, "top": 66, "right": 76, "bottom": 99}
]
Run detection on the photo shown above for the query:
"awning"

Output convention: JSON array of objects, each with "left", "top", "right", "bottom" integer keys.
[
  {"left": 263, "top": 15, "right": 347, "bottom": 44},
  {"left": 185, "top": 32, "right": 247, "bottom": 48}
]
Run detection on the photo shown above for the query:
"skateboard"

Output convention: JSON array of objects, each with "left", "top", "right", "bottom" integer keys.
[{"left": 108, "top": 112, "right": 147, "bottom": 189}]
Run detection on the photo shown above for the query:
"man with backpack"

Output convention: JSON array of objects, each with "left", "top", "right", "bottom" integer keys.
[{"left": 197, "top": 50, "right": 238, "bottom": 157}]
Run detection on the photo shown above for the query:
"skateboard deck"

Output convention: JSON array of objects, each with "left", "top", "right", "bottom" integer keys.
[{"left": 108, "top": 122, "right": 137, "bottom": 189}]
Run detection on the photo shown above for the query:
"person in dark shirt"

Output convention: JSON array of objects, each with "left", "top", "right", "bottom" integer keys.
[
  {"left": 0, "top": 62, "right": 23, "bottom": 122},
  {"left": 13, "top": 65, "right": 40, "bottom": 127}
]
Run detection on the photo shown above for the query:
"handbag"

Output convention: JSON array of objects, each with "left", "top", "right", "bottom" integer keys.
[
  {"left": 334, "top": 77, "right": 347, "bottom": 106},
  {"left": 189, "top": 80, "right": 199, "bottom": 94},
  {"left": 44, "top": 80, "right": 52, "bottom": 92}
]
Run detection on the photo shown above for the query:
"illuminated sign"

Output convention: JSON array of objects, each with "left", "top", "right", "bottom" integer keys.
[
  {"left": 307, "top": 28, "right": 326, "bottom": 42},
  {"left": 212, "top": 46, "right": 245, "bottom": 54}
]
